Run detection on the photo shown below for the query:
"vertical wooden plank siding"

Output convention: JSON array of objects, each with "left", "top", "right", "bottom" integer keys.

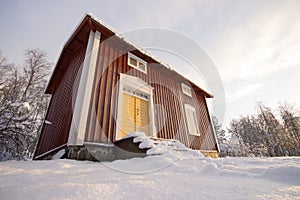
[
  {"left": 84, "top": 38, "right": 217, "bottom": 151},
  {"left": 85, "top": 40, "right": 123, "bottom": 144},
  {"left": 35, "top": 43, "right": 87, "bottom": 157}
]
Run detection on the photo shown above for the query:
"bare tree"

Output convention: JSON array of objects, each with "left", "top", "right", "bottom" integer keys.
[
  {"left": 21, "top": 49, "right": 51, "bottom": 102},
  {"left": 0, "top": 49, "right": 51, "bottom": 161}
]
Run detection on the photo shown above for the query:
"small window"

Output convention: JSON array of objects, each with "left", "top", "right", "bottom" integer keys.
[
  {"left": 182, "top": 83, "right": 192, "bottom": 97},
  {"left": 139, "top": 62, "right": 146, "bottom": 71},
  {"left": 128, "top": 53, "right": 147, "bottom": 74},
  {"left": 184, "top": 104, "right": 200, "bottom": 136},
  {"left": 129, "top": 57, "right": 137, "bottom": 67}
]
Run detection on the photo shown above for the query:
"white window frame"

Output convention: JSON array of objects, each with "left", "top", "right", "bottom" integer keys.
[
  {"left": 184, "top": 104, "right": 200, "bottom": 136},
  {"left": 181, "top": 83, "right": 192, "bottom": 97},
  {"left": 127, "top": 52, "right": 147, "bottom": 74}
]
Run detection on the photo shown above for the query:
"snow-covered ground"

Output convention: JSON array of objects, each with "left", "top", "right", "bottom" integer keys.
[{"left": 0, "top": 151, "right": 299, "bottom": 200}]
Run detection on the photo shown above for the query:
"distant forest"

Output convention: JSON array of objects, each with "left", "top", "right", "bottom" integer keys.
[{"left": 214, "top": 102, "right": 300, "bottom": 157}]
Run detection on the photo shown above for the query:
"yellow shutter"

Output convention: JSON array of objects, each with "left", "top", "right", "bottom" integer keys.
[
  {"left": 120, "top": 93, "right": 150, "bottom": 138},
  {"left": 120, "top": 93, "right": 136, "bottom": 138}
]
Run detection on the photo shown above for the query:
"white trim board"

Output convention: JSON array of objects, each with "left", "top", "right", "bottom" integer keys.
[{"left": 68, "top": 30, "right": 101, "bottom": 145}]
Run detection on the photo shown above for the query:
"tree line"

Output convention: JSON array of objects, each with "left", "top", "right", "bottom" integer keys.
[
  {"left": 214, "top": 102, "right": 300, "bottom": 157},
  {"left": 0, "top": 49, "right": 51, "bottom": 160}
]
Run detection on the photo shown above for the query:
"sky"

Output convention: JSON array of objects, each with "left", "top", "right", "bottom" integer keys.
[{"left": 1, "top": 0, "right": 300, "bottom": 127}]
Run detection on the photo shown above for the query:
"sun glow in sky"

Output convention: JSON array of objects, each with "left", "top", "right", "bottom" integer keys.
[{"left": 1, "top": 0, "right": 299, "bottom": 126}]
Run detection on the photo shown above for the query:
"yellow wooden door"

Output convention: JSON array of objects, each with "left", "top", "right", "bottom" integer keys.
[{"left": 120, "top": 93, "right": 150, "bottom": 138}]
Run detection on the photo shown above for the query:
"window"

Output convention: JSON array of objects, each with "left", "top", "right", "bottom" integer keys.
[
  {"left": 128, "top": 53, "right": 147, "bottom": 74},
  {"left": 184, "top": 104, "right": 200, "bottom": 136},
  {"left": 182, "top": 83, "right": 192, "bottom": 97},
  {"left": 122, "top": 86, "right": 149, "bottom": 100}
]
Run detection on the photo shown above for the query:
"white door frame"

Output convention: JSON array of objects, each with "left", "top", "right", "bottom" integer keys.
[{"left": 116, "top": 73, "right": 156, "bottom": 140}]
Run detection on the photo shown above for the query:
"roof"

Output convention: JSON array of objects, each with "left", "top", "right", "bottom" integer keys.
[{"left": 46, "top": 13, "right": 213, "bottom": 98}]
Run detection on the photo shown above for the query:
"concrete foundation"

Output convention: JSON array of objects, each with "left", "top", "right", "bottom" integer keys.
[{"left": 66, "top": 137, "right": 150, "bottom": 161}]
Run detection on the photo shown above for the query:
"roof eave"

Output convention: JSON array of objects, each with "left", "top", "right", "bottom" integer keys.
[
  {"left": 45, "top": 15, "right": 92, "bottom": 94},
  {"left": 46, "top": 13, "right": 213, "bottom": 99}
]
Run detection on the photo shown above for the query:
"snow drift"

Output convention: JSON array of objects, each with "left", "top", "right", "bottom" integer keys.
[{"left": 0, "top": 154, "right": 299, "bottom": 199}]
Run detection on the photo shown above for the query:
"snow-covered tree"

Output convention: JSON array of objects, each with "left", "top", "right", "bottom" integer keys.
[
  {"left": 213, "top": 116, "right": 251, "bottom": 157},
  {"left": 228, "top": 102, "right": 300, "bottom": 157},
  {"left": 0, "top": 49, "right": 51, "bottom": 161},
  {"left": 212, "top": 116, "right": 226, "bottom": 144},
  {"left": 212, "top": 116, "right": 226, "bottom": 157},
  {"left": 227, "top": 118, "right": 254, "bottom": 157},
  {"left": 278, "top": 102, "right": 300, "bottom": 142}
]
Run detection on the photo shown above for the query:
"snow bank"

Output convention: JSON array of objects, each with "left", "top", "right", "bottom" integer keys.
[
  {"left": 1, "top": 133, "right": 299, "bottom": 199},
  {"left": 0, "top": 157, "right": 299, "bottom": 200},
  {"left": 262, "top": 163, "right": 300, "bottom": 185},
  {"left": 110, "top": 132, "right": 204, "bottom": 173}
]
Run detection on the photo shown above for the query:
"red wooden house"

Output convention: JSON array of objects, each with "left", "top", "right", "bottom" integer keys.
[{"left": 34, "top": 14, "right": 219, "bottom": 161}]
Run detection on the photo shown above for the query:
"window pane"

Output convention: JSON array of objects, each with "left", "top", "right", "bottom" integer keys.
[
  {"left": 190, "top": 112, "right": 198, "bottom": 133},
  {"left": 129, "top": 57, "right": 137, "bottom": 67},
  {"left": 185, "top": 106, "right": 199, "bottom": 135},
  {"left": 139, "top": 62, "right": 145, "bottom": 71},
  {"left": 182, "top": 83, "right": 192, "bottom": 97}
]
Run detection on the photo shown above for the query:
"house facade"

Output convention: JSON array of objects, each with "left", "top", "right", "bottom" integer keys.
[{"left": 34, "top": 14, "right": 219, "bottom": 160}]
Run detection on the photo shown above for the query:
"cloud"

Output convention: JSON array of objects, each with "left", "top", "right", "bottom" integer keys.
[
  {"left": 206, "top": 1, "right": 300, "bottom": 82},
  {"left": 108, "top": 0, "right": 200, "bottom": 29},
  {"left": 225, "top": 82, "right": 262, "bottom": 103}
]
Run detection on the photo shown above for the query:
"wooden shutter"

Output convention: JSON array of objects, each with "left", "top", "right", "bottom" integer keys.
[{"left": 120, "top": 93, "right": 150, "bottom": 138}]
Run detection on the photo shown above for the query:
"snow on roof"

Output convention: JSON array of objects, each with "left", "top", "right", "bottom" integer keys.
[
  {"left": 86, "top": 13, "right": 212, "bottom": 97},
  {"left": 87, "top": 13, "right": 175, "bottom": 71}
]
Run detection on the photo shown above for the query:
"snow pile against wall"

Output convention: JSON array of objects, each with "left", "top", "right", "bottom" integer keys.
[
  {"left": 108, "top": 132, "right": 205, "bottom": 173},
  {"left": 125, "top": 131, "right": 204, "bottom": 157}
]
